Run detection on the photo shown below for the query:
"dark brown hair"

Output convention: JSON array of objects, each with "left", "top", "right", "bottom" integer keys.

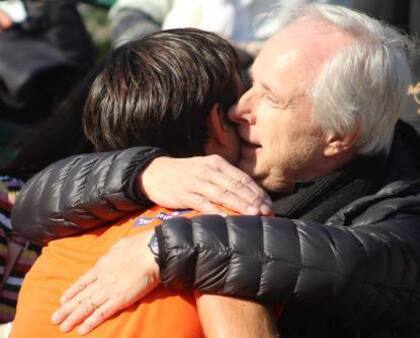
[{"left": 83, "top": 28, "right": 241, "bottom": 156}]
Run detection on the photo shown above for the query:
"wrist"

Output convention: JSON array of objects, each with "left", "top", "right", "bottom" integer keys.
[
  {"left": 139, "top": 156, "right": 170, "bottom": 200},
  {"left": 145, "top": 230, "right": 161, "bottom": 283},
  {"left": 125, "top": 148, "right": 166, "bottom": 205},
  {"left": 148, "top": 231, "right": 159, "bottom": 257}
]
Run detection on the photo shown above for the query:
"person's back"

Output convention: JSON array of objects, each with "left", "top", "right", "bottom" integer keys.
[{"left": 11, "top": 206, "right": 207, "bottom": 337}]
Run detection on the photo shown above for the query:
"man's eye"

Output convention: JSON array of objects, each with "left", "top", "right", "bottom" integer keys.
[{"left": 265, "top": 93, "right": 278, "bottom": 106}]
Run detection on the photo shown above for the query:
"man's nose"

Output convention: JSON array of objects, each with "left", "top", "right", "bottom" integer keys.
[{"left": 228, "top": 88, "right": 255, "bottom": 124}]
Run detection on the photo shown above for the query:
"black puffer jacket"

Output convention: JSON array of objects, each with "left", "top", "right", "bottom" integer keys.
[
  {"left": 11, "top": 122, "right": 420, "bottom": 337},
  {"left": 11, "top": 146, "right": 164, "bottom": 244},
  {"left": 155, "top": 124, "right": 420, "bottom": 337}
]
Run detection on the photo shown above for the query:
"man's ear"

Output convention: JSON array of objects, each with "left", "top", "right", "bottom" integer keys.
[
  {"left": 323, "top": 130, "right": 358, "bottom": 157},
  {"left": 207, "top": 104, "right": 229, "bottom": 146}
]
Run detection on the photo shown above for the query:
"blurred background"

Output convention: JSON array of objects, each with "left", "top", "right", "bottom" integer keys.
[{"left": 79, "top": 1, "right": 111, "bottom": 58}]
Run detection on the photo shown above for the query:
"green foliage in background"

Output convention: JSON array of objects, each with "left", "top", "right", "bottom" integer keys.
[
  {"left": 78, "top": 4, "right": 111, "bottom": 59},
  {"left": 80, "top": 0, "right": 116, "bottom": 8}
]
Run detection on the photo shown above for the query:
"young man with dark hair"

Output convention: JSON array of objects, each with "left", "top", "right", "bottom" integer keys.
[
  {"left": 83, "top": 28, "right": 241, "bottom": 158},
  {"left": 10, "top": 29, "right": 278, "bottom": 338}
]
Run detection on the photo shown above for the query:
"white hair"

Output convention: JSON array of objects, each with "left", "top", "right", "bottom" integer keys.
[{"left": 276, "top": 3, "right": 415, "bottom": 155}]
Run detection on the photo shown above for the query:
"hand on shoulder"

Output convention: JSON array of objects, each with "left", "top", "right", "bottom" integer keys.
[{"left": 140, "top": 155, "right": 272, "bottom": 215}]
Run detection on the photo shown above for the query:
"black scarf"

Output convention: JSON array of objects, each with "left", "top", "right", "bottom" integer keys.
[{"left": 271, "top": 155, "right": 388, "bottom": 224}]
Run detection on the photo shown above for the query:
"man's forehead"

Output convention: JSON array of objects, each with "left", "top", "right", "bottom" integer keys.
[
  {"left": 280, "top": 19, "right": 349, "bottom": 39},
  {"left": 251, "top": 44, "right": 310, "bottom": 98},
  {"left": 274, "top": 19, "right": 354, "bottom": 60},
  {"left": 251, "top": 19, "right": 354, "bottom": 94},
  {"left": 252, "top": 49, "right": 299, "bottom": 76}
]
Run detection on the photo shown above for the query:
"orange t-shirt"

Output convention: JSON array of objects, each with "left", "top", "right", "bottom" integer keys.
[{"left": 11, "top": 206, "right": 210, "bottom": 338}]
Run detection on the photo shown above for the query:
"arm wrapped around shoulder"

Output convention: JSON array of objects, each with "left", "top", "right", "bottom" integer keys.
[
  {"left": 157, "top": 215, "right": 303, "bottom": 303},
  {"left": 12, "top": 147, "right": 165, "bottom": 244},
  {"left": 156, "top": 212, "right": 420, "bottom": 329}
]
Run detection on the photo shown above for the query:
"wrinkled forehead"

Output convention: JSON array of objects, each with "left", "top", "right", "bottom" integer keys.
[{"left": 252, "top": 19, "right": 355, "bottom": 92}]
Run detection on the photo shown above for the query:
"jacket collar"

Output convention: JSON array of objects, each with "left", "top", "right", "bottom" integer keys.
[{"left": 327, "top": 120, "right": 420, "bottom": 227}]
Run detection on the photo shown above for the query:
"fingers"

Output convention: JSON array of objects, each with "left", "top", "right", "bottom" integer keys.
[
  {"left": 52, "top": 291, "right": 107, "bottom": 333},
  {"left": 190, "top": 178, "right": 258, "bottom": 215},
  {"left": 77, "top": 300, "right": 119, "bottom": 335},
  {"left": 140, "top": 155, "right": 272, "bottom": 215},
  {"left": 199, "top": 155, "right": 272, "bottom": 215},
  {"left": 211, "top": 173, "right": 266, "bottom": 214},
  {"left": 186, "top": 193, "right": 225, "bottom": 215},
  {"left": 51, "top": 231, "right": 161, "bottom": 334},
  {"left": 60, "top": 271, "right": 98, "bottom": 304},
  {"left": 51, "top": 289, "right": 109, "bottom": 332}
]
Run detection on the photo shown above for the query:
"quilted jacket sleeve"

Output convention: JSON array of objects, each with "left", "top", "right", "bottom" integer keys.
[
  {"left": 11, "top": 147, "right": 165, "bottom": 244},
  {"left": 155, "top": 211, "right": 420, "bottom": 328}
]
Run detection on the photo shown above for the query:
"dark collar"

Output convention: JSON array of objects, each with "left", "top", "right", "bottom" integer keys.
[{"left": 271, "top": 155, "right": 387, "bottom": 223}]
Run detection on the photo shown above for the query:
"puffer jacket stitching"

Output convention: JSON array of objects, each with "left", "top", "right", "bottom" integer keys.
[
  {"left": 346, "top": 225, "right": 418, "bottom": 291},
  {"left": 98, "top": 151, "right": 121, "bottom": 200},
  {"left": 47, "top": 156, "right": 89, "bottom": 233},
  {"left": 78, "top": 153, "right": 121, "bottom": 219},
  {"left": 80, "top": 153, "right": 113, "bottom": 205},
  {"left": 57, "top": 156, "right": 102, "bottom": 230},
  {"left": 187, "top": 215, "right": 420, "bottom": 290},
  {"left": 63, "top": 155, "right": 95, "bottom": 215},
  {"left": 191, "top": 219, "right": 198, "bottom": 290},
  {"left": 222, "top": 217, "right": 233, "bottom": 294},
  {"left": 293, "top": 222, "right": 306, "bottom": 295},
  {"left": 258, "top": 218, "right": 267, "bottom": 298}
]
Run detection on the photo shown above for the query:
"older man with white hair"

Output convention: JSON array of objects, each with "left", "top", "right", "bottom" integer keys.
[{"left": 12, "top": 3, "right": 420, "bottom": 338}]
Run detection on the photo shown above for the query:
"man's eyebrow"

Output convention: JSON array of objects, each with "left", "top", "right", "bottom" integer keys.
[
  {"left": 249, "top": 68, "right": 275, "bottom": 95},
  {"left": 259, "top": 77, "right": 296, "bottom": 107},
  {"left": 249, "top": 67, "right": 292, "bottom": 107},
  {"left": 262, "top": 83, "right": 276, "bottom": 96}
]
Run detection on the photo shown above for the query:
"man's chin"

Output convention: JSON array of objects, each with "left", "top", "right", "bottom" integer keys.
[
  {"left": 239, "top": 161, "right": 295, "bottom": 192},
  {"left": 238, "top": 160, "right": 269, "bottom": 189},
  {"left": 261, "top": 178, "right": 295, "bottom": 194}
]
